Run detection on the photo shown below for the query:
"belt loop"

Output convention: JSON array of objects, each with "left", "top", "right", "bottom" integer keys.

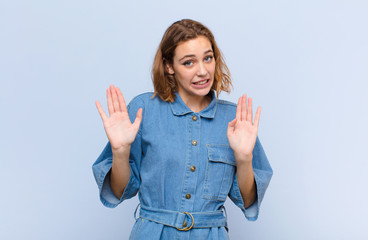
[
  {"left": 221, "top": 205, "right": 227, "bottom": 221},
  {"left": 134, "top": 203, "right": 141, "bottom": 221},
  {"left": 221, "top": 205, "right": 229, "bottom": 232}
]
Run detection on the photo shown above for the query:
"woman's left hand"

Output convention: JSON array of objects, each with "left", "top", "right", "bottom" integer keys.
[{"left": 227, "top": 94, "right": 261, "bottom": 164}]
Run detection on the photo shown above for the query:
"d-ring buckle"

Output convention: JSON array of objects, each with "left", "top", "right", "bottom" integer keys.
[{"left": 176, "top": 212, "right": 194, "bottom": 231}]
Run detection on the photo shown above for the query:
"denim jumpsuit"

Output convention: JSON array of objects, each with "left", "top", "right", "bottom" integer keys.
[{"left": 92, "top": 91, "right": 273, "bottom": 240}]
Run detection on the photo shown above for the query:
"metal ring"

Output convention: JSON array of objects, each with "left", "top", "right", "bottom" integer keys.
[{"left": 176, "top": 212, "right": 194, "bottom": 231}]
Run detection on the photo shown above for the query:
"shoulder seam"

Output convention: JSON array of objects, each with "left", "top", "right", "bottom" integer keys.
[
  {"left": 216, "top": 99, "right": 237, "bottom": 107},
  {"left": 129, "top": 92, "right": 154, "bottom": 102}
]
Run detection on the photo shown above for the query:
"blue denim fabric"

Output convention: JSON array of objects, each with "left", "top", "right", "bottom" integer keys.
[{"left": 92, "top": 91, "right": 273, "bottom": 240}]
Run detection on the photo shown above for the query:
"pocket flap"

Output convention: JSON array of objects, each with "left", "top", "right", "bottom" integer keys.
[{"left": 207, "top": 144, "right": 236, "bottom": 166}]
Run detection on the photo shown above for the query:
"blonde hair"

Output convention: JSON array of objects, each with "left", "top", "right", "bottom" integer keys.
[{"left": 152, "top": 19, "right": 232, "bottom": 102}]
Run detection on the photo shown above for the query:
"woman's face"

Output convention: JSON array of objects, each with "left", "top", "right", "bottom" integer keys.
[{"left": 166, "top": 36, "right": 216, "bottom": 103}]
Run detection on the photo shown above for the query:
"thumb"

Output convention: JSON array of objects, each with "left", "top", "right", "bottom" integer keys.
[
  {"left": 132, "top": 108, "right": 143, "bottom": 130},
  {"left": 227, "top": 118, "right": 237, "bottom": 134},
  {"left": 228, "top": 118, "right": 237, "bottom": 128}
]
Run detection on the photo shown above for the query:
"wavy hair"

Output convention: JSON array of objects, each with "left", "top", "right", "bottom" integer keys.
[{"left": 152, "top": 19, "right": 232, "bottom": 102}]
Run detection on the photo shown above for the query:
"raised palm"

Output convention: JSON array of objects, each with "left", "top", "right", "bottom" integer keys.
[
  {"left": 227, "top": 94, "right": 261, "bottom": 162},
  {"left": 95, "top": 85, "right": 142, "bottom": 152}
]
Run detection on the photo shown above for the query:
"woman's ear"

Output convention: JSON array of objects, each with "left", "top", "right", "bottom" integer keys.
[{"left": 165, "top": 62, "right": 175, "bottom": 75}]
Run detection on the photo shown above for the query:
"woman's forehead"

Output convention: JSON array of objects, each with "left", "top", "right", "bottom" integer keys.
[{"left": 174, "top": 36, "right": 213, "bottom": 58}]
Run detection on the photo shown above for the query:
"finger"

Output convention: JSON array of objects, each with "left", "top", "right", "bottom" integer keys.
[
  {"left": 95, "top": 100, "right": 108, "bottom": 122},
  {"left": 254, "top": 106, "right": 262, "bottom": 128},
  {"left": 110, "top": 85, "right": 121, "bottom": 112},
  {"left": 247, "top": 97, "right": 253, "bottom": 123},
  {"left": 241, "top": 94, "right": 247, "bottom": 121},
  {"left": 116, "top": 87, "right": 128, "bottom": 113},
  {"left": 227, "top": 118, "right": 237, "bottom": 134},
  {"left": 107, "top": 88, "right": 114, "bottom": 116},
  {"left": 228, "top": 118, "right": 237, "bottom": 128},
  {"left": 132, "top": 108, "right": 143, "bottom": 130},
  {"left": 235, "top": 96, "right": 241, "bottom": 120}
]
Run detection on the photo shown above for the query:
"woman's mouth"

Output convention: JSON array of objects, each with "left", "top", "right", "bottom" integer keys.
[
  {"left": 192, "top": 79, "right": 210, "bottom": 89},
  {"left": 193, "top": 79, "right": 209, "bottom": 85}
]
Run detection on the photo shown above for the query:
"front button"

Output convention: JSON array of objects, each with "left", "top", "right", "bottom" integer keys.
[
  {"left": 192, "top": 140, "right": 197, "bottom": 146},
  {"left": 190, "top": 166, "right": 196, "bottom": 172},
  {"left": 185, "top": 193, "right": 191, "bottom": 199},
  {"left": 192, "top": 115, "right": 197, "bottom": 121}
]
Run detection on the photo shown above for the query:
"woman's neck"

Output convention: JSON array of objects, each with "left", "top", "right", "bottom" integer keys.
[{"left": 178, "top": 91, "right": 212, "bottom": 113}]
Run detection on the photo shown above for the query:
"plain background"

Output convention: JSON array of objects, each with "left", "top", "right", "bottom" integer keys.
[{"left": 1, "top": 0, "right": 367, "bottom": 239}]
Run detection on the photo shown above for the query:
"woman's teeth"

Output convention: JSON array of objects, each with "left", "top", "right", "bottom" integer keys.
[{"left": 194, "top": 79, "right": 208, "bottom": 85}]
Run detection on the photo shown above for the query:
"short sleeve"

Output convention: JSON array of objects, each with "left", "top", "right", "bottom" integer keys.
[
  {"left": 228, "top": 136, "right": 273, "bottom": 221},
  {"left": 92, "top": 96, "right": 144, "bottom": 208}
]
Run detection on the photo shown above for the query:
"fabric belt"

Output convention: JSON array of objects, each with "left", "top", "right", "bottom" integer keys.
[{"left": 135, "top": 204, "right": 227, "bottom": 231}]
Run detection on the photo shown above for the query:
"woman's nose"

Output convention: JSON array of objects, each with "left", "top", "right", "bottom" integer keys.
[{"left": 197, "top": 62, "right": 208, "bottom": 76}]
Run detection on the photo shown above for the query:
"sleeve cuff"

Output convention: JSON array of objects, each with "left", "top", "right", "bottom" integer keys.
[
  {"left": 97, "top": 161, "right": 138, "bottom": 208},
  {"left": 230, "top": 170, "right": 263, "bottom": 221}
]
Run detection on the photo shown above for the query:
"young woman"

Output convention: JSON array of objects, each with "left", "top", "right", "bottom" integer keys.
[{"left": 93, "top": 19, "right": 273, "bottom": 239}]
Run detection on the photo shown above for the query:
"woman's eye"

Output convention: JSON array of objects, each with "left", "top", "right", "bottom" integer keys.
[
  {"left": 183, "top": 61, "right": 193, "bottom": 66},
  {"left": 205, "top": 56, "right": 213, "bottom": 62}
]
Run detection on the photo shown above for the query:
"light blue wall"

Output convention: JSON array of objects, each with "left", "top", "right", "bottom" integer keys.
[{"left": 1, "top": 0, "right": 367, "bottom": 239}]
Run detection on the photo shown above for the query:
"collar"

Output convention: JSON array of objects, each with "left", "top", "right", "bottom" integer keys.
[{"left": 169, "top": 91, "right": 217, "bottom": 119}]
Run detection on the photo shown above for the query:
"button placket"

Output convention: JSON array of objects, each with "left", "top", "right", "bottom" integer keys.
[{"left": 179, "top": 114, "right": 201, "bottom": 213}]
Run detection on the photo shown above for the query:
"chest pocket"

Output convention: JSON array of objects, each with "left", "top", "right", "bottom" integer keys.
[{"left": 202, "top": 144, "right": 236, "bottom": 201}]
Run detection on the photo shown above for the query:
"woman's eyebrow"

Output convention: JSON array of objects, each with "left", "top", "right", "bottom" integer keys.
[{"left": 178, "top": 49, "right": 213, "bottom": 61}]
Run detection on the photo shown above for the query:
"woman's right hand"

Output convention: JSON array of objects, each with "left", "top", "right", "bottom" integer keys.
[{"left": 95, "top": 85, "right": 142, "bottom": 153}]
